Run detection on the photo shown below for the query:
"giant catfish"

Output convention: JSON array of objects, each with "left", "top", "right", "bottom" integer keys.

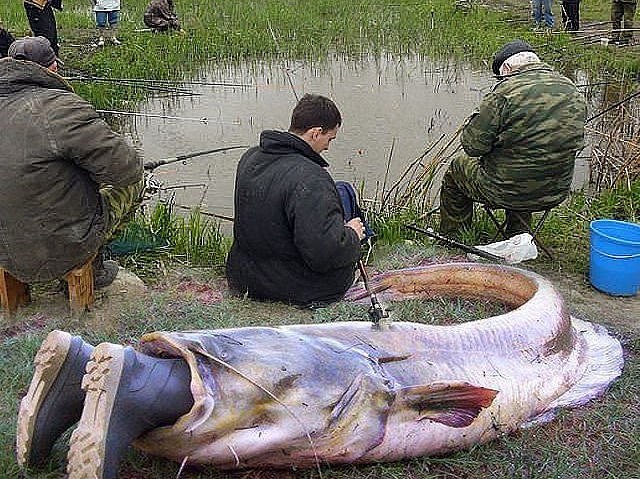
[{"left": 131, "top": 262, "right": 624, "bottom": 469}]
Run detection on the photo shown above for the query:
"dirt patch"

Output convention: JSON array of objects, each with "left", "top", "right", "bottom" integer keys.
[{"left": 532, "top": 264, "right": 640, "bottom": 336}]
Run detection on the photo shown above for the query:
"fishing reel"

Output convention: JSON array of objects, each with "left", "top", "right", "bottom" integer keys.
[{"left": 143, "top": 172, "right": 163, "bottom": 199}]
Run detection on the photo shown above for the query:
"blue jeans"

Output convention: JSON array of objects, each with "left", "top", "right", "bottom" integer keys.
[
  {"left": 533, "top": 0, "right": 554, "bottom": 27},
  {"left": 95, "top": 10, "right": 119, "bottom": 28}
]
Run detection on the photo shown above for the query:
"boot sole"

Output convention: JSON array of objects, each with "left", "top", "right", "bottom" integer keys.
[
  {"left": 16, "top": 330, "right": 72, "bottom": 468},
  {"left": 67, "top": 342, "right": 124, "bottom": 479}
]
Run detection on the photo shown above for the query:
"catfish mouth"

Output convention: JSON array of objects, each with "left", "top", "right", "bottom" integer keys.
[{"left": 347, "top": 262, "right": 540, "bottom": 310}]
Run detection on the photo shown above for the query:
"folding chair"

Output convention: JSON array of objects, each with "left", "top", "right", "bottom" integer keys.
[{"left": 481, "top": 205, "right": 556, "bottom": 260}]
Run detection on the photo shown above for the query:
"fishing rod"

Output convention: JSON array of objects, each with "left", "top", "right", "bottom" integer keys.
[
  {"left": 144, "top": 145, "right": 248, "bottom": 171},
  {"left": 406, "top": 224, "right": 503, "bottom": 262},
  {"left": 68, "top": 77, "right": 199, "bottom": 96},
  {"left": 66, "top": 75, "right": 253, "bottom": 88},
  {"left": 96, "top": 109, "right": 210, "bottom": 123},
  {"left": 586, "top": 87, "right": 640, "bottom": 123}
]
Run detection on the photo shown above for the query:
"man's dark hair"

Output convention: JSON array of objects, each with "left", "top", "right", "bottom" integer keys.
[{"left": 289, "top": 94, "right": 342, "bottom": 134}]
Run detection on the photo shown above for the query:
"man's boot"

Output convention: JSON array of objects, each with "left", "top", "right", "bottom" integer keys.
[
  {"left": 67, "top": 343, "right": 194, "bottom": 479},
  {"left": 93, "top": 254, "right": 119, "bottom": 289},
  {"left": 505, "top": 210, "right": 532, "bottom": 237},
  {"left": 16, "top": 330, "right": 94, "bottom": 468}
]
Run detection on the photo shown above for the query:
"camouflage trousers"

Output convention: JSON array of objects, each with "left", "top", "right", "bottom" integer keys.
[
  {"left": 611, "top": 1, "right": 637, "bottom": 42},
  {"left": 100, "top": 178, "right": 145, "bottom": 244},
  {"left": 438, "top": 155, "right": 531, "bottom": 238}
]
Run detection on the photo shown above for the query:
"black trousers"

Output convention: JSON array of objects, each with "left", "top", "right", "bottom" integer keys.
[
  {"left": 561, "top": 1, "right": 580, "bottom": 32},
  {"left": 23, "top": 2, "right": 59, "bottom": 55}
]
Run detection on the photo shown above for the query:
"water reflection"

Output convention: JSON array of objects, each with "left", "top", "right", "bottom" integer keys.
[
  {"left": 127, "top": 53, "right": 492, "bottom": 220},
  {"left": 121, "top": 53, "right": 638, "bottom": 224}
]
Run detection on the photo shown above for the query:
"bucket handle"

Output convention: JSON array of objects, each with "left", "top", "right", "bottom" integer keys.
[{"left": 592, "top": 246, "right": 640, "bottom": 260}]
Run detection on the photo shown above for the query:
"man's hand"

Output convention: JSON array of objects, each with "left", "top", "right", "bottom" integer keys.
[{"left": 346, "top": 217, "right": 366, "bottom": 241}]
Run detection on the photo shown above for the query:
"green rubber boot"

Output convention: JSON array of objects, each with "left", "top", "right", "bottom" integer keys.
[
  {"left": 16, "top": 330, "right": 94, "bottom": 468},
  {"left": 67, "top": 343, "right": 193, "bottom": 479}
]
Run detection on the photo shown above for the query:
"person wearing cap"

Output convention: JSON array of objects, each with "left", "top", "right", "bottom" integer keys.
[
  {"left": 23, "top": 0, "right": 62, "bottom": 56},
  {"left": 0, "top": 36, "right": 144, "bottom": 289},
  {"left": 226, "top": 94, "right": 367, "bottom": 307},
  {"left": 438, "top": 40, "right": 586, "bottom": 238}
]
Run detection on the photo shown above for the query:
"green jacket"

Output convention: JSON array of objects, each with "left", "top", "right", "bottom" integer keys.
[
  {"left": 461, "top": 62, "right": 587, "bottom": 210},
  {"left": 0, "top": 58, "right": 142, "bottom": 282}
]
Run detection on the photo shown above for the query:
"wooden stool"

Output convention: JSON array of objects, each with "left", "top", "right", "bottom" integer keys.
[{"left": 0, "top": 259, "right": 95, "bottom": 316}]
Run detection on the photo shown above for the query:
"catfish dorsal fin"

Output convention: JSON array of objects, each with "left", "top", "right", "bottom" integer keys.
[{"left": 397, "top": 381, "right": 498, "bottom": 428}]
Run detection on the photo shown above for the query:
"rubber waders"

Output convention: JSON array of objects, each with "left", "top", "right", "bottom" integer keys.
[
  {"left": 16, "top": 330, "right": 94, "bottom": 468},
  {"left": 67, "top": 343, "right": 194, "bottom": 479}
]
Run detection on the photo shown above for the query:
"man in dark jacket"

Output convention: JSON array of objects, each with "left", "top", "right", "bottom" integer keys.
[
  {"left": 0, "top": 36, "right": 144, "bottom": 288},
  {"left": 439, "top": 40, "right": 586, "bottom": 237},
  {"left": 226, "top": 94, "right": 366, "bottom": 307}
]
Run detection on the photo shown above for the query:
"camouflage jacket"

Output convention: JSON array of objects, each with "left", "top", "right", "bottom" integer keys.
[{"left": 461, "top": 62, "right": 586, "bottom": 210}]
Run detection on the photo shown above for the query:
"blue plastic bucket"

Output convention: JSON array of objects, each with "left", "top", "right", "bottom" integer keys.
[{"left": 589, "top": 219, "right": 640, "bottom": 296}]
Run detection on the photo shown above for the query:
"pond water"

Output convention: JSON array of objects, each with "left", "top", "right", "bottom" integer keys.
[{"left": 124, "top": 53, "right": 598, "bottom": 226}]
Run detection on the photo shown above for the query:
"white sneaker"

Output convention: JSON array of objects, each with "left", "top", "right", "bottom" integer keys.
[
  {"left": 111, "top": 37, "right": 121, "bottom": 45},
  {"left": 97, "top": 36, "right": 105, "bottom": 47}
]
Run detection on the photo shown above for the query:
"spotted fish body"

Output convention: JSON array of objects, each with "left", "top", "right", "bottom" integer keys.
[{"left": 133, "top": 263, "right": 623, "bottom": 469}]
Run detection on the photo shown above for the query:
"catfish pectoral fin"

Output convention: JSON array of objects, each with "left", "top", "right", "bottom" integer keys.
[
  {"left": 397, "top": 381, "right": 499, "bottom": 428},
  {"left": 310, "top": 373, "right": 393, "bottom": 461}
]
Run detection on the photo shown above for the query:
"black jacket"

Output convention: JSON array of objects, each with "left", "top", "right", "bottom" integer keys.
[{"left": 226, "top": 130, "right": 361, "bottom": 306}]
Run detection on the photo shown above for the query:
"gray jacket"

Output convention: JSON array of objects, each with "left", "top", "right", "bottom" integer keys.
[{"left": 0, "top": 58, "right": 142, "bottom": 282}]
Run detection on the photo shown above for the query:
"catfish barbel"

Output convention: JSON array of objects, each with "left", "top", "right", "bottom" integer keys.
[{"left": 132, "top": 262, "right": 623, "bottom": 469}]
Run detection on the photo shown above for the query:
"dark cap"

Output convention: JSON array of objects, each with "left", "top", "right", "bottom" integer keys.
[
  {"left": 8, "top": 36, "right": 56, "bottom": 68},
  {"left": 491, "top": 40, "right": 535, "bottom": 76}
]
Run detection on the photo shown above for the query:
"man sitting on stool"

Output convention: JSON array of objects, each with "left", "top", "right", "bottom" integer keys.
[
  {"left": 0, "top": 36, "right": 144, "bottom": 289},
  {"left": 438, "top": 40, "right": 586, "bottom": 238}
]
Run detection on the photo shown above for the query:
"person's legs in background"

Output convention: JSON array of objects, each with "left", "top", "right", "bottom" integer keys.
[
  {"left": 95, "top": 10, "right": 107, "bottom": 46},
  {"left": 532, "top": 0, "right": 544, "bottom": 27},
  {"left": 611, "top": 0, "right": 624, "bottom": 43},
  {"left": 108, "top": 10, "right": 121, "bottom": 45},
  {"left": 542, "top": 0, "right": 555, "bottom": 28},
  {"left": 621, "top": 2, "right": 637, "bottom": 43},
  {"left": 23, "top": 3, "right": 59, "bottom": 55}
]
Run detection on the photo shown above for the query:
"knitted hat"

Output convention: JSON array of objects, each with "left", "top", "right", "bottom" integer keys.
[
  {"left": 491, "top": 40, "right": 536, "bottom": 76},
  {"left": 8, "top": 36, "right": 56, "bottom": 68}
]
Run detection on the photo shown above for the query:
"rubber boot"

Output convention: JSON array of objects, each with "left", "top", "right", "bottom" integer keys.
[
  {"left": 67, "top": 343, "right": 194, "bottom": 479},
  {"left": 93, "top": 254, "right": 119, "bottom": 289},
  {"left": 16, "top": 330, "right": 94, "bottom": 468}
]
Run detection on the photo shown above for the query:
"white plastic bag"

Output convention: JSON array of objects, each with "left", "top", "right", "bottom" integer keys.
[{"left": 467, "top": 233, "right": 538, "bottom": 264}]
